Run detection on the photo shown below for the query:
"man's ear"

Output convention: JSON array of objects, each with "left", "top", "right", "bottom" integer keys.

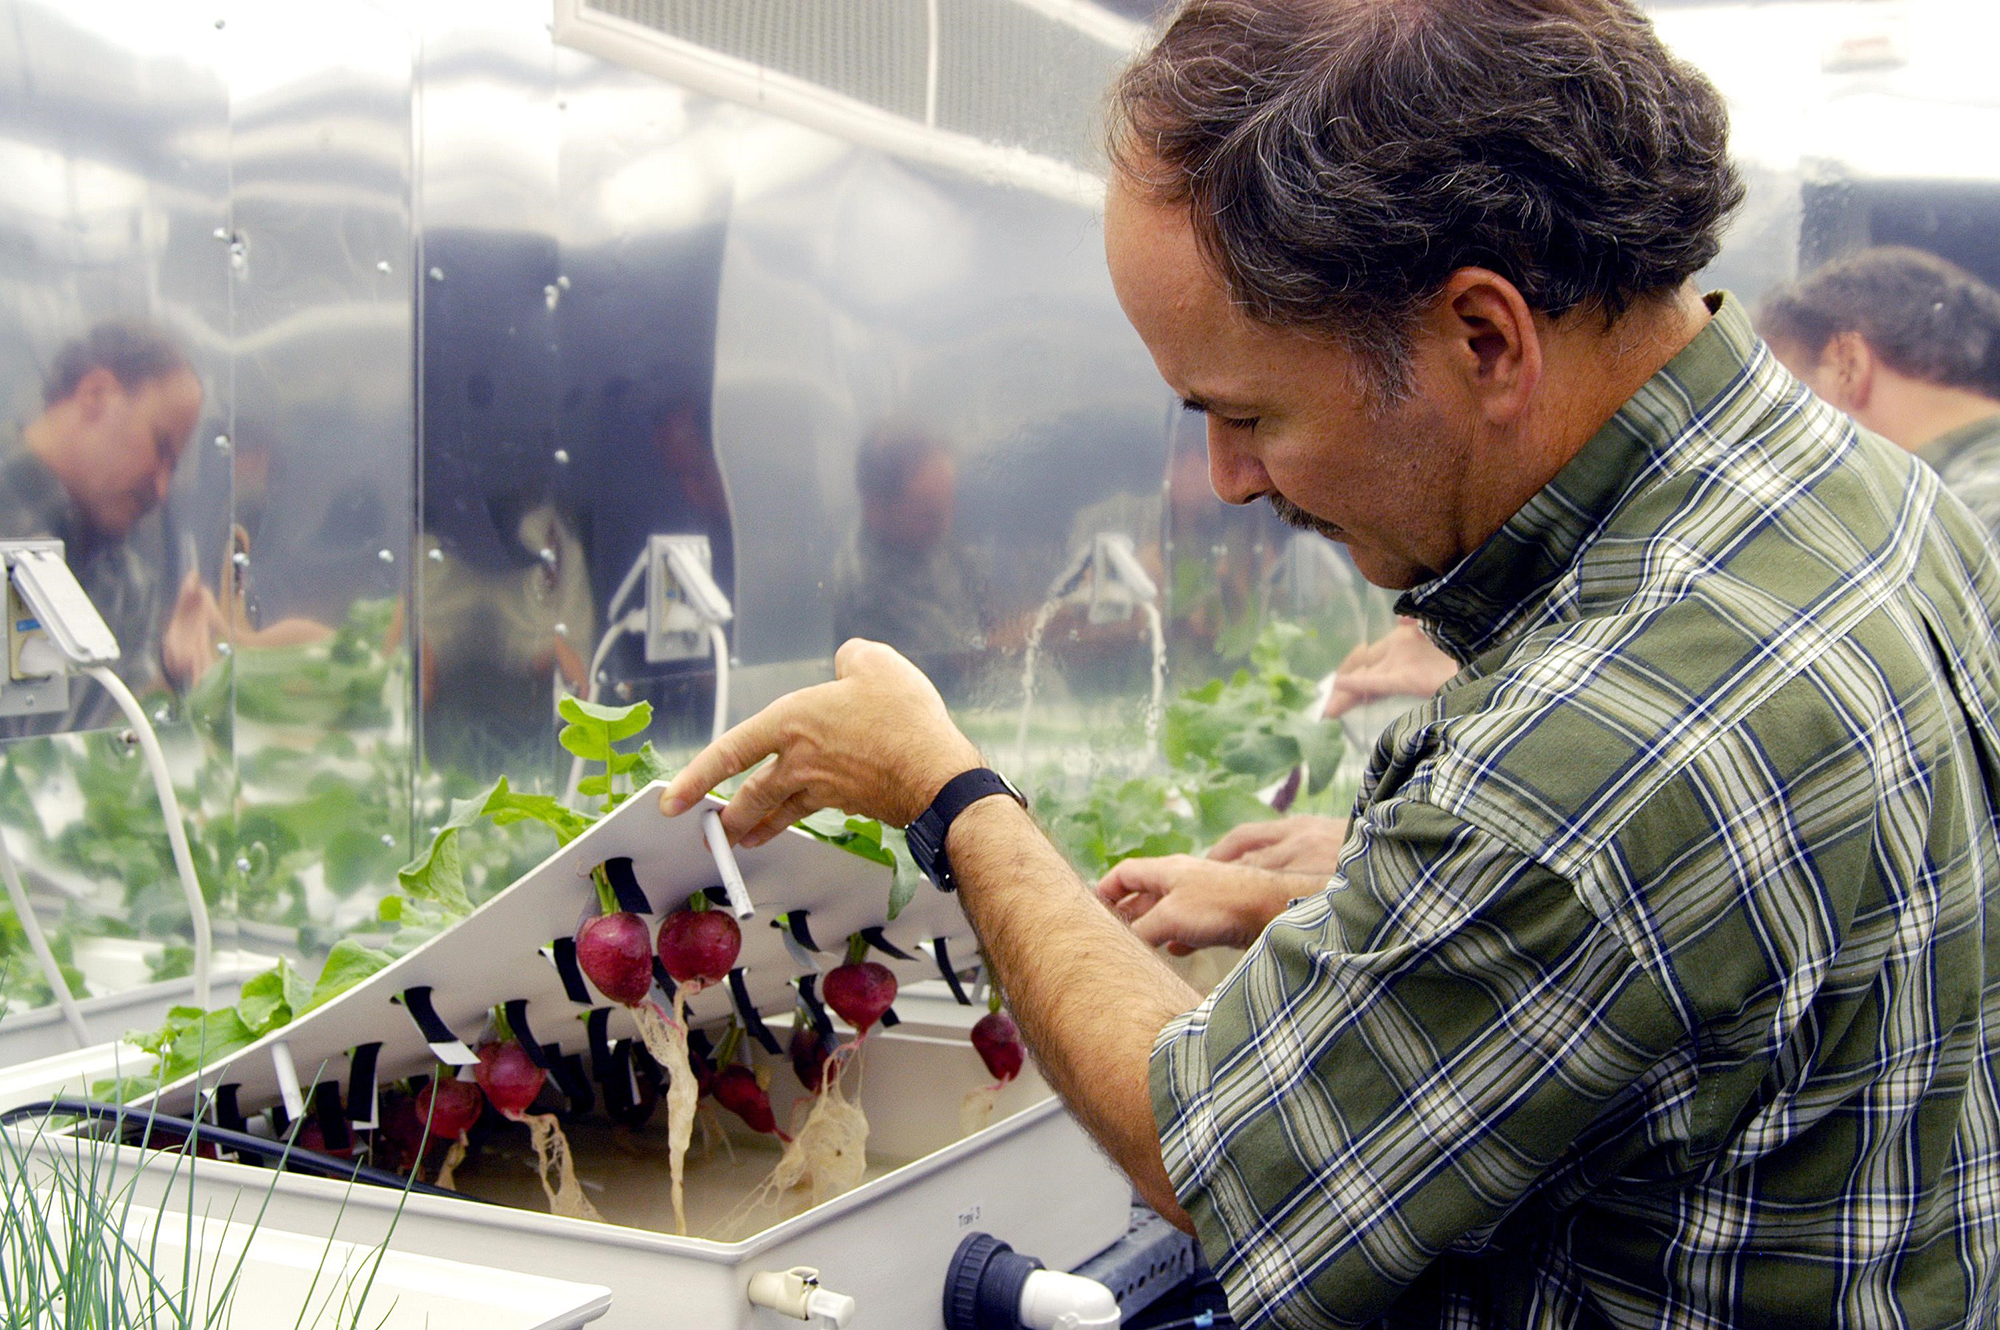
[
  {"left": 1426, "top": 268, "right": 1540, "bottom": 424},
  {"left": 1821, "top": 331, "right": 1876, "bottom": 411},
  {"left": 70, "top": 366, "right": 119, "bottom": 422}
]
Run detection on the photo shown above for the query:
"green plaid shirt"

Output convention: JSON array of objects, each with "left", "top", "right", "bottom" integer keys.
[
  {"left": 1152, "top": 296, "right": 2000, "bottom": 1329},
  {"left": 1920, "top": 413, "right": 2000, "bottom": 554}
]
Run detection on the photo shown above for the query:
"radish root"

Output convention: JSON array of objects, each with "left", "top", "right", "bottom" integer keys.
[
  {"left": 517, "top": 1111, "right": 602, "bottom": 1222},
  {"left": 634, "top": 995, "right": 698, "bottom": 1234},
  {"left": 434, "top": 1134, "right": 469, "bottom": 1191},
  {"left": 959, "top": 1083, "right": 1001, "bottom": 1136},
  {"left": 722, "top": 1038, "right": 872, "bottom": 1238}
]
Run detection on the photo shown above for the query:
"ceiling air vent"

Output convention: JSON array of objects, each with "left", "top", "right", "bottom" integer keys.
[{"left": 553, "top": 0, "right": 1140, "bottom": 200}]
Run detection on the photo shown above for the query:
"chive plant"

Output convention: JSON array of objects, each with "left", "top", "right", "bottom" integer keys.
[{"left": 0, "top": 1095, "right": 421, "bottom": 1328}]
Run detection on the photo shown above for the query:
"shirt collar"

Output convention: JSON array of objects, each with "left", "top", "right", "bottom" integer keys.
[{"left": 1398, "top": 292, "right": 1763, "bottom": 661}]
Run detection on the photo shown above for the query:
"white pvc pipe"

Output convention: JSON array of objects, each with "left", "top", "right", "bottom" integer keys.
[
  {"left": 1139, "top": 599, "right": 1166, "bottom": 751},
  {"left": 0, "top": 824, "right": 90, "bottom": 1047},
  {"left": 84, "top": 665, "right": 211, "bottom": 1010}
]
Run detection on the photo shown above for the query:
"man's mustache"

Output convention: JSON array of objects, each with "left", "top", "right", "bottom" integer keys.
[{"left": 1267, "top": 492, "right": 1342, "bottom": 543}]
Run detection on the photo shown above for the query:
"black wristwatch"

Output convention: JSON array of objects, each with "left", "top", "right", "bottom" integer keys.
[{"left": 904, "top": 767, "right": 1027, "bottom": 892}]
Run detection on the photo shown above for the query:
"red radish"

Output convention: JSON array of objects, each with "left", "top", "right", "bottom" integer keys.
[
  {"left": 822, "top": 961, "right": 896, "bottom": 1036},
  {"left": 971, "top": 1011, "right": 1025, "bottom": 1083},
  {"left": 417, "top": 1075, "right": 485, "bottom": 1140},
  {"left": 657, "top": 907, "right": 740, "bottom": 988},
  {"left": 295, "top": 1119, "right": 352, "bottom": 1159},
  {"left": 712, "top": 1064, "right": 787, "bottom": 1139},
  {"left": 576, "top": 911, "right": 655, "bottom": 1006},
  {"left": 475, "top": 1040, "right": 546, "bottom": 1117},
  {"left": 790, "top": 1024, "right": 833, "bottom": 1093}
]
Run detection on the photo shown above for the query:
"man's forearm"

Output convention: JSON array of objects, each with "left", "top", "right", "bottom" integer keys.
[{"left": 946, "top": 796, "right": 1202, "bottom": 1230}]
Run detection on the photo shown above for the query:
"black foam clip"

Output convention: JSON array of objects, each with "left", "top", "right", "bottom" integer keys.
[
  {"left": 778, "top": 910, "right": 823, "bottom": 953},
  {"left": 879, "top": 1005, "right": 902, "bottom": 1029},
  {"left": 652, "top": 958, "right": 679, "bottom": 1001},
  {"left": 311, "top": 1081, "right": 351, "bottom": 1155},
  {"left": 859, "top": 926, "right": 916, "bottom": 961},
  {"left": 701, "top": 885, "right": 730, "bottom": 909},
  {"left": 933, "top": 937, "right": 973, "bottom": 1006},
  {"left": 586, "top": 1008, "right": 614, "bottom": 1078},
  {"left": 504, "top": 1000, "right": 552, "bottom": 1069},
  {"left": 346, "top": 1043, "right": 382, "bottom": 1127},
  {"left": 212, "top": 1084, "right": 246, "bottom": 1135},
  {"left": 549, "top": 1049, "right": 594, "bottom": 1114},
  {"left": 796, "top": 975, "right": 834, "bottom": 1037},
  {"left": 601, "top": 1041, "right": 637, "bottom": 1119},
  {"left": 728, "top": 967, "right": 781, "bottom": 1055},
  {"left": 396, "top": 986, "right": 476, "bottom": 1065},
  {"left": 547, "top": 937, "right": 591, "bottom": 1005},
  {"left": 601, "top": 857, "right": 652, "bottom": 915}
]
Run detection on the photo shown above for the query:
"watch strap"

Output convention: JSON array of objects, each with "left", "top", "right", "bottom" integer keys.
[{"left": 906, "top": 767, "right": 1025, "bottom": 892}]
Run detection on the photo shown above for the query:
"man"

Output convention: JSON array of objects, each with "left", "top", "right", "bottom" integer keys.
[
  {"left": 0, "top": 323, "right": 209, "bottom": 730},
  {"left": 831, "top": 425, "right": 991, "bottom": 694},
  {"left": 1761, "top": 246, "right": 2000, "bottom": 544},
  {"left": 664, "top": 2, "right": 2000, "bottom": 1325}
]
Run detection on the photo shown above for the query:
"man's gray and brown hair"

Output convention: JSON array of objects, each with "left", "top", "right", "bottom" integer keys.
[
  {"left": 1760, "top": 247, "right": 2000, "bottom": 401},
  {"left": 1107, "top": 0, "right": 1745, "bottom": 394}
]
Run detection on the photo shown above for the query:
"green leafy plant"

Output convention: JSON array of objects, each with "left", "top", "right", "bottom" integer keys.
[{"left": 1036, "top": 618, "right": 1351, "bottom": 878}]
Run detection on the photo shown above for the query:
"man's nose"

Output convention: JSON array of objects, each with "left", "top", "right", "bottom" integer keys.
[{"left": 1206, "top": 421, "right": 1271, "bottom": 506}]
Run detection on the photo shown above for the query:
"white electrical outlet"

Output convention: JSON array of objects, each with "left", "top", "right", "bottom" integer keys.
[{"left": 643, "top": 534, "right": 729, "bottom": 664}]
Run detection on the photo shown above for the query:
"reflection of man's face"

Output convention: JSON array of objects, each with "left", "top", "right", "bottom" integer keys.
[
  {"left": 70, "top": 367, "right": 202, "bottom": 537},
  {"left": 868, "top": 454, "right": 956, "bottom": 552}
]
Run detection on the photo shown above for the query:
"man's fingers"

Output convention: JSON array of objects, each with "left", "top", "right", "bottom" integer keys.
[
  {"left": 1207, "top": 823, "right": 1280, "bottom": 862},
  {"left": 739, "top": 792, "right": 818, "bottom": 849},
  {"left": 660, "top": 710, "right": 786, "bottom": 816},
  {"left": 716, "top": 753, "right": 804, "bottom": 840}
]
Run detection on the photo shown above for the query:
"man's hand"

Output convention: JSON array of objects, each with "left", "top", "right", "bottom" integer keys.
[
  {"left": 160, "top": 570, "right": 226, "bottom": 689},
  {"left": 1095, "top": 855, "right": 1307, "bottom": 954},
  {"left": 662, "top": 638, "right": 983, "bottom": 845},
  {"left": 1205, "top": 814, "right": 1351, "bottom": 875},
  {"left": 1324, "top": 618, "right": 1459, "bottom": 719}
]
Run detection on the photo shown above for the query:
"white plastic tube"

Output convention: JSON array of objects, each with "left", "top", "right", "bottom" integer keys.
[
  {"left": 1139, "top": 599, "right": 1166, "bottom": 750},
  {"left": 0, "top": 824, "right": 89, "bottom": 1046},
  {"left": 84, "top": 665, "right": 211, "bottom": 1010}
]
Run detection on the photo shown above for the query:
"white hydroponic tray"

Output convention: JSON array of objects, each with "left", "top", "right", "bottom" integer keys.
[
  {"left": 15, "top": 1197, "right": 611, "bottom": 1329},
  {"left": 26, "top": 1023, "right": 1131, "bottom": 1329},
  {"left": 149, "top": 784, "right": 980, "bottom": 1119},
  {"left": 89, "top": 780, "right": 1132, "bottom": 1327}
]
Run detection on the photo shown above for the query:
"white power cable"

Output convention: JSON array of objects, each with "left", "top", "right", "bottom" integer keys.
[
  {"left": 0, "top": 824, "right": 89, "bottom": 1046},
  {"left": 707, "top": 621, "right": 730, "bottom": 744},
  {"left": 84, "top": 665, "right": 211, "bottom": 1010}
]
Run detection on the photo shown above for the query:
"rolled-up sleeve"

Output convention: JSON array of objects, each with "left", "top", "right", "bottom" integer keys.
[{"left": 1151, "top": 797, "right": 1688, "bottom": 1330}]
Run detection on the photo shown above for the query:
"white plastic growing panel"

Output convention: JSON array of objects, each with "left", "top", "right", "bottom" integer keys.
[{"left": 149, "top": 785, "right": 978, "bottom": 1119}]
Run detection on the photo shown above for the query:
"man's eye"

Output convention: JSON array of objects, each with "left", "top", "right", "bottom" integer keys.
[{"left": 1218, "top": 415, "right": 1259, "bottom": 432}]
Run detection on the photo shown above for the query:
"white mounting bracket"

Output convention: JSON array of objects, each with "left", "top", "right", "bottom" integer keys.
[
  {"left": 1084, "top": 532, "right": 1158, "bottom": 625},
  {"left": 644, "top": 534, "right": 732, "bottom": 664}
]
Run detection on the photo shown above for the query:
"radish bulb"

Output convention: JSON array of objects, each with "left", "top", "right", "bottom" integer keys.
[
  {"left": 576, "top": 911, "right": 655, "bottom": 1007},
  {"left": 476, "top": 1026, "right": 600, "bottom": 1222},
  {"left": 417, "top": 1075, "right": 485, "bottom": 1140},
  {"left": 713, "top": 1064, "right": 788, "bottom": 1140},
  {"left": 474, "top": 1039, "right": 545, "bottom": 1117},
  {"left": 970, "top": 1010, "right": 1025, "bottom": 1083},
  {"left": 657, "top": 898, "right": 740, "bottom": 990},
  {"left": 789, "top": 1024, "right": 833, "bottom": 1094},
  {"left": 822, "top": 961, "right": 896, "bottom": 1036}
]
